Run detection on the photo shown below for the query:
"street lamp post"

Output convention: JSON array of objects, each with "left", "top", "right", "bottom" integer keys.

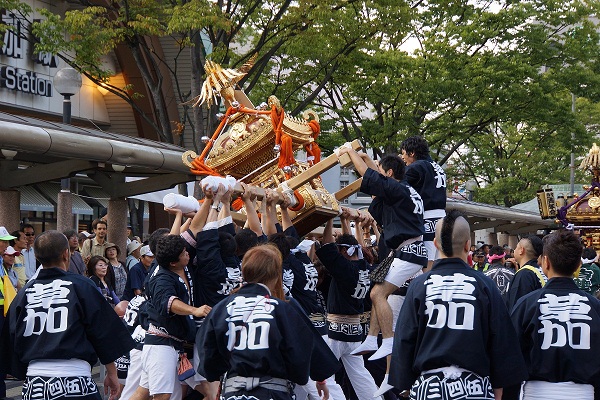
[
  {"left": 54, "top": 67, "right": 82, "bottom": 232},
  {"left": 54, "top": 67, "right": 82, "bottom": 124},
  {"left": 465, "top": 180, "right": 477, "bottom": 201}
]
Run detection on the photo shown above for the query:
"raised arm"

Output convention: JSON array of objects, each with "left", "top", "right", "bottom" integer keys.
[
  {"left": 262, "top": 189, "right": 280, "bottom": 236},
  {"left": 166, "top": 209, "right": 184, "bottom": 235},
  {"left": 205, "top": 184, "right": 226, "bottom": 225},
  {"left": 354, "top": 211, "right": 366, "bottom": 246},
  {"left": 339, "top": 207, "right": 353, "bottom": 235},
  {"left": 279, "top": 195, "right": 294, "bottom": 231},
  {"left": 218, "top": 185, "right": 232, "bottom": 221},
  {"left": 188, "top": 188, "right": 214, "bottom": 236},
  {"left": 241, "top": 183, "right": 263, "bottom": 237},
  {"left": 323, "top": 219, "right": 334, "bottom": 245},
  {"left": 338, "top": 148, "right": 378, "bottom": 176}
]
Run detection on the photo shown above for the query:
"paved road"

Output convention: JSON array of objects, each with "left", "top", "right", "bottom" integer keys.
[{"left": 4, "top": 365, "right": 104, "bottom": 400}]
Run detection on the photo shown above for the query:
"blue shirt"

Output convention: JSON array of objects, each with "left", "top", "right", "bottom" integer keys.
[{"left": 122, "top": 261, "right": 149, "bottom": 301}]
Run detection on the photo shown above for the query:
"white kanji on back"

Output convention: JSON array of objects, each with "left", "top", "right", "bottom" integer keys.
[
  {"left": 424, "top": 273, "right": 477, "bottom": 330},
  {"left": 225, "top": 295, "right": 278, "bottom": 351},
  {"left": 408, "top": 186, "right": 424, "bottom": 215},
  {"left": 23, "top": 280, "right": 73, "bottom": 336},
  {"left": 431, "top": 161, "right": 447, "bottom": 189},
  {"left": 537, "top": 293, "right": 592, "bottom": 349},
  {"left": 425, "top": 274, "right": 476, "bottom": 302}
]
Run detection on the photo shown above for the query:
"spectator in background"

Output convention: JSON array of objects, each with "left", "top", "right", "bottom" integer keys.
[
  {"left": 21, "top": 224, "right": 36, "bottom": 279},
  {"left": 485, "top": 245, "right": 515, "bottom": 296},
  {"left": 122, "top": 245, "right": 154, "bottom": 301},
  {"left": 87, "top": 255, "right": 120, "bottom": 306},
  {"left": 63, "top": 229, "right": 86, "bottom": 275},
  {"left": 504, "top": 235, "right": 545, "bottom": 311},
  {"left": 472, "top": 251, "right": 490, "bottom": 272},
  {"left": 574, "top": 247, "right": 600, "bottom": 296},
  {"left": 81, "top": 219, "right": 109, "bottom": 263},
  {"left": 2, "top": 246, "right": 22, "bottom": 291},
  {"left": 78, "top": 231, "right": 91, "bottom": 251},
  {"left": 126, "top": 240, "right": 143, "bottom": 271},
  {"left": 10, "top": 230, "right": 27, "bottom": 287},
  {"left": 105, "top": 243, "right": 127, "bottom": 299},
  {"left": 126, "top": 225, "right": 133, "bottom": 245}
]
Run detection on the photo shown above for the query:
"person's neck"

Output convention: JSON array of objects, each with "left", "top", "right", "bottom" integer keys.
[
  {"left": 546, "top": 270, "right": 570, "bottom": 279},
  {"left": 441, "top": 254, "right": 468, "bottom": 263},
  {"left": 171, "top": 264, "right": 185, "bottom": 275},
  {"left": 42, "top": 264, "right": 67, "bottom": 271},
  {"left": 96, "top": 237, "right": 105, "bottom": 244},
  {"left": 70, "top": 247, "right": 78, "bottom": 253}
]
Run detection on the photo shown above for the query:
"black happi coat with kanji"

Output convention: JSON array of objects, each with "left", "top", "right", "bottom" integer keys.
[
  {"left": 145, "top": 266, "right": 196, "bottom": 345},
  {"left": 0, "top": 268, "right": 135, "bottom": 379},
  {"left": 194, "top": 225, "right": 241, "bottom": 308},
  {"left": 316, "top": 243, "right": 371, "bottom": 342},
  {"left": 196, "top": 283, "right": 339, "bottom": 389},
  {"left": 361, "top": 168, "right": 425, "bottom": 251},
  {"left": 389, "top": 258, "right": 528, "bottom": 391},
  {"left": 510, "top": 277, "right": 600, "bottom": 387},
  {"left": 405, "top": 157, "right": 447, "bottom": 212}
]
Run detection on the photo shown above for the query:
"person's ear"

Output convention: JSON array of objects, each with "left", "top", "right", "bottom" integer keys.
[
  {"left": 541, "top": 255, "right": 550, "bottom": 272},
  {"left": 433, "top": 237, "right": 441, "bottom": 252}
]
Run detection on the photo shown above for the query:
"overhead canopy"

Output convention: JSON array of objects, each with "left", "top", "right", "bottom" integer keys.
[
  {"left": 0, "top": 111, "right": 196, "bottom": 197},
  {"left": 37, "top": 182, "right": 94, "bottom": 215},
  {"left": 18, "top": 186, "right": 54, "bottom": 212},
  {"left": 447, "top": 197, "right": 558, "bottom": 235},
  {"left": 81, "top": 186, "right": 110, "bottom": 208}
]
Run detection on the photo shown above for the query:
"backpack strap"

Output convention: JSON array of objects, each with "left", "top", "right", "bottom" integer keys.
[{"left": 518, "top": 265, "right": 545, "bottom": 287}]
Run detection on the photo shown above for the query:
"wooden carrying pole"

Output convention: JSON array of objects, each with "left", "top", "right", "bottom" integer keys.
[{"left": 283, "top": 140, "right": 362, "bottom": 191}]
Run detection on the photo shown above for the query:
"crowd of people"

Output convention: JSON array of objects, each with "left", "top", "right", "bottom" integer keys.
[{"left": 0, "top": 135, "right": 599, "bottom": 400}]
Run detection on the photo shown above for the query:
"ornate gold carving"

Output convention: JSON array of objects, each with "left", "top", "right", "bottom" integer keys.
[
  {"left": 589, "top": 196, "right": 600, "bottom": 210},
  {"left": 182, "top": 150, "right": 198, "bottom": 168}
]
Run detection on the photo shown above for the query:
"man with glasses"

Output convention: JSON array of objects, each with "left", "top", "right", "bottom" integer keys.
[
  {"left": 21, "top": 224, "right": 37, "bottom": 279},
  {"left": 9, "top": 230, "right": 27, "bottom": 287}
]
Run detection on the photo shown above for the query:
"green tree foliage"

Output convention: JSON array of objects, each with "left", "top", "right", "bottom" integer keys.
[
  {"left": 2, "top": 0, "right": 600, "bottom": 207},
  {"left": 296, "top": 0, "right": 600, "bottom": 205}
]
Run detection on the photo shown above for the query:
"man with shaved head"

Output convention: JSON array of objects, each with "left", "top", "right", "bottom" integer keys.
[
  {"left": 389, "top": 210, "right": 528, "bottom": 400},
  {"left": 504, "top": 235, "right": 545, "bottom": 311},
  {"left": 0, "top": 231, "right": 135, "bottom": 400}
]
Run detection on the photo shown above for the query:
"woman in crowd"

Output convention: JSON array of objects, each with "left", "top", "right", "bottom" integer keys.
[
  {"left": 87, "top": 255, "right": 120, "bottom": 306},
  {"left": 105, "top": 243, "right": 127, "bottom": 299}
]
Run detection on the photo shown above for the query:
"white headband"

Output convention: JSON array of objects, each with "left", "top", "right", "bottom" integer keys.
[{"left": 338, "top": 243, "right": 363, "bottom": 259}]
